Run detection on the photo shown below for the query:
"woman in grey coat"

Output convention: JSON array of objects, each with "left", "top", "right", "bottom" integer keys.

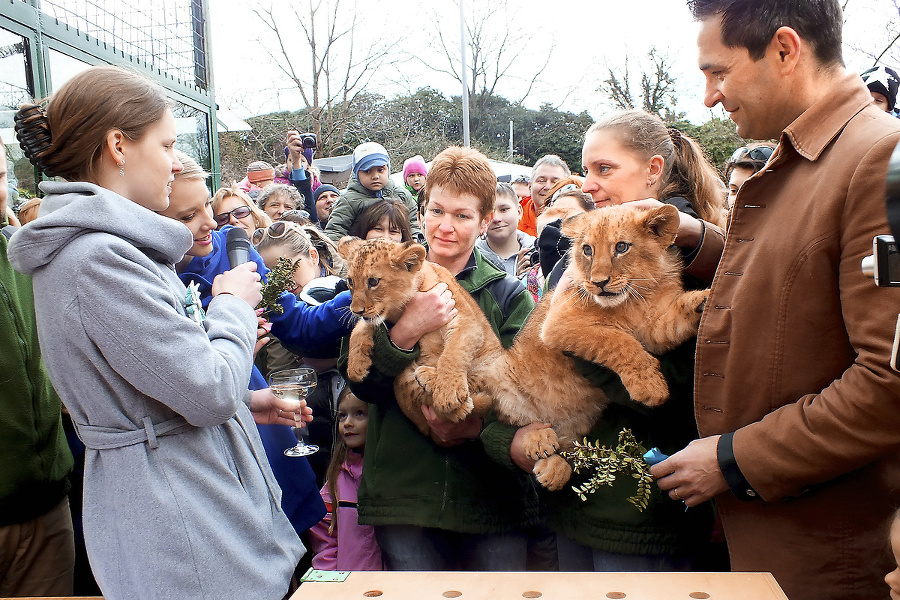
[{"left": 8, "top": 66, "right": 305, "bottom": 599}]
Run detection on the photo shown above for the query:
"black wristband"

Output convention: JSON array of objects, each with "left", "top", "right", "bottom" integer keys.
[{"left": 716, "top": 432, "right": 760, "bottom": 501}]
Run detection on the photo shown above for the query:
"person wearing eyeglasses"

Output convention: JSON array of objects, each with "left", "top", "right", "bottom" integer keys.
[
  {"left": 724, "top": 143, "right": 775, "bottom": 209},
  {"left": 211, "top": 187, "right": 271, "bottom": 232}
]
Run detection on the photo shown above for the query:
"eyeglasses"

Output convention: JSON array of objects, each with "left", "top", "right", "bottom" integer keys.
[
  {"left": 214, "top": 205, "right": 252, "bottom": 227},
  {"left": 728, "top": 145, "right": 774, "bottom": 165},
  {"left": 251, "top": 220, "right": 302, "bottom": 245}
]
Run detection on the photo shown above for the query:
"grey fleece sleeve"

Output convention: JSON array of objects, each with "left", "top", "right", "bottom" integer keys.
[{"left": 78, "top": 245, "right": 257, "bottom": 427}]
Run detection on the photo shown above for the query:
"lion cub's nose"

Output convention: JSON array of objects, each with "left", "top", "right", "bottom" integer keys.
[{"left": 592, "top": 278, "right": 610, "bottom": 289}]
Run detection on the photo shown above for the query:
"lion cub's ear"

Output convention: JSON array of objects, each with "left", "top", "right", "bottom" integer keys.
[
  {"left": 560, "top": 211, "right": 588, "bottom": 242},
  {"left": 338, "top": 236, "right": 365, "bottom": 260},
  {"left": 392, "top": 243, "right": 427, "bottom": 273},
  {"left": 642, "top": 204, "right": 680, "bottom": 245}
]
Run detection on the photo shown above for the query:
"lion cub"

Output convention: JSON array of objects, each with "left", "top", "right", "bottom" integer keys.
[
  {"left": 338, "top": 237, "right": 498, "bottom": 435},
  {"left": 485, "top": 204, "right": 709, "bottom": 490}
]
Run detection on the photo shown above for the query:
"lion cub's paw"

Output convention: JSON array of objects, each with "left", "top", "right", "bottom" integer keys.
[
  {"left": 522, "top": 427, "right": 560, "bottom": 460},
  {"left": 412, "top": 365, "right": 436, "bottom": 392},
  {"left": 622, "top": 368, "right": 669, "bottom": 408},
  {"left": 346, "top": 353, "right": 372, "bottom": 383},
  {"left": 430, "top": 377, "right": 472, "bottom": 422},
  {"left": 690, "top": 289, "right": 710, "bottom": 314},
  {"left": 534, "top": 454, "right": 573, "bottom": 491}
]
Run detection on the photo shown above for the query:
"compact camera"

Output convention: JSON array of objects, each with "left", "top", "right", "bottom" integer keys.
[
  {"left": 300, "top": 132, "right": 317, "bottom": 149},
  {"left": 860, "top": 235, "right": 900, "bottom": 287}
]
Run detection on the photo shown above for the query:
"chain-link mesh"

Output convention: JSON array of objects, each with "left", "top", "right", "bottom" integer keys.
[{"left": 34, "top": 0, "right": 208, "bottom": 88}]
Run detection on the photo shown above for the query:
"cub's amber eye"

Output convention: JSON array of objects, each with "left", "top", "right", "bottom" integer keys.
[
  {"left": 582, "top": 245, "right": 593, "bottom": 257},
  {"left": 367, "top": 277, "right": 380, "bottom": 288},
  {"left": 615, "top": 241, "right": 631, "bottom": 254}
]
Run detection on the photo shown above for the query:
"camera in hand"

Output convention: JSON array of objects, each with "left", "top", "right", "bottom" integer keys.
[{"left": 300, "top": 133, "right": 317, "bottom": 149}]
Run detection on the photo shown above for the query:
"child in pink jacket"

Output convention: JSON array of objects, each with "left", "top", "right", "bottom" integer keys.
[{"left": 309, "top": 388, "right": 382, "bottom": 570}]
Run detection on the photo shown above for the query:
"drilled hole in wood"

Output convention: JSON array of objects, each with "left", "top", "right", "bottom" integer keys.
[
  {"left": 522, "top": 592, "right": 542, "bottom": 598},
  {"left": 606, "top": 593, "right": 627, "bottom": 599},
  {"left": 363, "top": 591, "right": 383, "bottom": 598},
  {"left": 689, "top": 593, "right": 711, "bottom": 599},
  {"left": 442, "top": 592, "right": 462, "bottom": 598}
]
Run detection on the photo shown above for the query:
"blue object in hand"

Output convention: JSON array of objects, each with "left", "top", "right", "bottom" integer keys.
[{"left": 643, "top": 447, "right": 669, "bottom": 465}]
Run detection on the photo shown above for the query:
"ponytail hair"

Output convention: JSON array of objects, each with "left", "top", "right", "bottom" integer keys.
[
  {"left": 15, "top": 65, "right": 171, "bottom": 183},
  {"left": 661, "top": 128, "right": 727, "bottom": 227},
  {"left": 587, "top": 110, "right": 726, "bottom": 228}
]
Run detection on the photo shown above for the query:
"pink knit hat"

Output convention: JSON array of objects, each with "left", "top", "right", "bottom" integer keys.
[{"left": 402, "top": 155, "right": 428, "bottom": 180}]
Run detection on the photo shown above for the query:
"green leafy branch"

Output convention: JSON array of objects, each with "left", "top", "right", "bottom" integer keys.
[
  {"left": 259, "top": 257, "right": 296, "bottom": 316},
  {"left": 559, "top": 428, "right": 654, "bottom": 511}
]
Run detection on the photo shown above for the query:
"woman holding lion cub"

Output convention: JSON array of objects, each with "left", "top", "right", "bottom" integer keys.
[
  {"left": 545, "top": 110, "right": 728, "bottom": 571},
  {"left": 338, "top": 146, "right": 540, "bottom": 570}
]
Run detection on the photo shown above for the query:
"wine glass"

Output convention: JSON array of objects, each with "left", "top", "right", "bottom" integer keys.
[{"left": 269, "top": 367, "right": 319, "bottom": 457}]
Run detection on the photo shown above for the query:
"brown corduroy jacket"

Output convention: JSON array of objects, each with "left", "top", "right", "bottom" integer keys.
[{"left": 695, "top": 72, "right": 900, "bottom": 600}]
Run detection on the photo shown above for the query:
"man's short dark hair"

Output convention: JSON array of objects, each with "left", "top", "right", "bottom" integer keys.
[{"left": 688, "top": 0, "right": 844, "bottom": 67}]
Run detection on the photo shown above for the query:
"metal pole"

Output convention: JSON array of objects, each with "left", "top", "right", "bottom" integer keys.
[
  {"left": 459, "top": 0, "right": 470, "bottom": 147},
  {"left": 509, "top": 120, "right": 513, "bottom": 160}
]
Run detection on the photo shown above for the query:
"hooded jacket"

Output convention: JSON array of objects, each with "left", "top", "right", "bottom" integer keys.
[{"left": 7, "top": 181, "right": 303, "bottom": 600}]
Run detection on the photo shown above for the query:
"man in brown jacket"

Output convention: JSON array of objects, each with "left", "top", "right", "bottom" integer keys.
[{"left": 650, "top": 2, "right": 900, "bottom": 599}]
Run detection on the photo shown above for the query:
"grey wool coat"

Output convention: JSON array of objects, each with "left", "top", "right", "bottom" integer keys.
[{"left": 7, "top": 182, "right": 304, "bottom": 600}]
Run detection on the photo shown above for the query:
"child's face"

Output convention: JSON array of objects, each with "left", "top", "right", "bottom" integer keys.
[
  {"left": 406, "top": 172, "right": 425, "bottom": 191},
  {"left": 886, "top": 519, "right": 900, "bottom": 599},
  {"left": 365, "top": 215, "right": 403, "bottom": 243},
  {"left": 338, "top": 394, "right": 368, "bottom": 450},
  {"left": 487, "top": 194, "right": 521, "bottom": 244},
  {"left": 358, "top": 164, "right": 389, "bottom": 192}
]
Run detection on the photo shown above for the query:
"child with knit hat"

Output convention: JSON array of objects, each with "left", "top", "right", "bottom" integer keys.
[
  {"left": 402, "top": 155, "right": 428, "bottom": 198},
  {"left": 239, "top": 161, "right": 276, "bottom": 198},
  {"left": 861, "top": 65, "right": 900, "bottom": 114},
  {"left": 323, "top": 142, "right": 420, "bottom": 242}
]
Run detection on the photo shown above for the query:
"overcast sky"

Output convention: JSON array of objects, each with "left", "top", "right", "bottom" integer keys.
[{"left": 208, "top": 0, "right": 899, "bottom": 125}]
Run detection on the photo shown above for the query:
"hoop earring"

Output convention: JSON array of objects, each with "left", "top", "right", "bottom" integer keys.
[{"left": 119, "top": 161, "right": 125, "bottom": 177}]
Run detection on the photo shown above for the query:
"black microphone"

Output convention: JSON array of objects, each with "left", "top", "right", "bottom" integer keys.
[{"left": 225, "top": 227, "right": 251, "bottom": 268}]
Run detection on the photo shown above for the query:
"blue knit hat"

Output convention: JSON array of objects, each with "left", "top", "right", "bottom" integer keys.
[{"left": 352, "top": 142, "right": 390, "bottom": 181}]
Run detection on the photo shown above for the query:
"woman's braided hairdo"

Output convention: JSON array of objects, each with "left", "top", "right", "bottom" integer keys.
[{"left": 14, "top": 103, "right": 56, "bottom": 177}]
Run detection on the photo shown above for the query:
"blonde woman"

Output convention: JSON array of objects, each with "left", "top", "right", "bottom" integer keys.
[{"left": 212, "top": 186, "right": 271, "bottom": 232}]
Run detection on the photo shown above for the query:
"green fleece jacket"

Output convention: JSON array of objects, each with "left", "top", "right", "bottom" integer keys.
[
  {"left": 324, "top": 176, "right": 420, "bottom": 242},
  {"left": 339, "top": 248, "right": 539, "bottom": 534},
  {"left": 546, "top": 340, "right": 713, "bottom": 556},
  {"left": 0, "top": 222, "right": 73, "bottom": 526}
]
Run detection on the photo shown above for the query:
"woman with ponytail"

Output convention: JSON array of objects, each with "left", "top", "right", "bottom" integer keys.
[
  {"left": 8, "top": 66, "right": 305, "bottom": 599},
  {"left": 539, "top": 111, "right": 728, "bottom": 572}
]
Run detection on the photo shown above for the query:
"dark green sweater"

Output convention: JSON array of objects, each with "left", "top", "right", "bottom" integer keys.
[
  {"left": 339, "top": 249, "right": 539, "bottom": 534},
  {"left": 546, "top": 340, "right": 713, "bottom": 556},
  {"left": 0, "top": 223, "right": 73, "bottom": 526}
]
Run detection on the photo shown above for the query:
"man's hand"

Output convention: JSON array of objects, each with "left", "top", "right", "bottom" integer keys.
[
  {"left": 389, "top": 282, "right": 457, "bottom": 350},
  {"left": 649, "top": 435, "right": 729, "bottom": 507},
  {"left": 421, "top": 405, "right": 482, "bottom": 447}
]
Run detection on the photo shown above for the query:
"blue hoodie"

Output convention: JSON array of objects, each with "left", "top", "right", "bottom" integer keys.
[{"left": 177, "top": 226, "right": 353, "bottom": 535}]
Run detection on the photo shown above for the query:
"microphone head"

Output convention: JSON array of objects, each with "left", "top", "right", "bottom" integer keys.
[{"left": 225, "top": 226, "right": 252, "bottom": 267}]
